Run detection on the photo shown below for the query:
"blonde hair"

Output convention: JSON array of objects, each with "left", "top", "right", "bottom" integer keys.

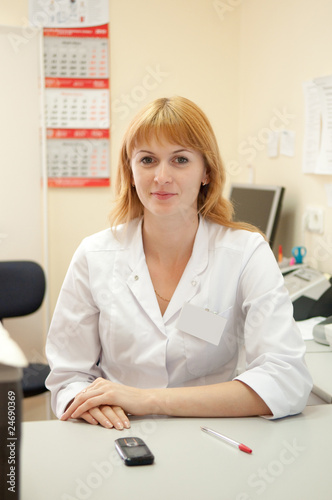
[{"left": 109, "top": 96, "right": 262, "bottom": 236}]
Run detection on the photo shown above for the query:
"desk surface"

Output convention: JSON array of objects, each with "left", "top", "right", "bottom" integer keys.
[
  {"left": 21, "top": 405, "right": 332, "bottom": 500},
  {"left": 305, "top": 339, "right": 332, "bottom": 353},
  {"left": 305, "top": 340, "right": 332, "bottom": 403},
  {"left": 306, "top": 351, "right": 332, "bottom": 403}
]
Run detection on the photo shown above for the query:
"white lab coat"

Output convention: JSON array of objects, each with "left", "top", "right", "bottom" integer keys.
[{"left": 46, "top": 217, "right": 312, "bottom": 419}]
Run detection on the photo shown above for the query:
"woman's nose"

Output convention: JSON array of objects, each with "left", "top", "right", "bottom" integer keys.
[{"left": 154, "top": 162, "right": 172, "bottom": 184}]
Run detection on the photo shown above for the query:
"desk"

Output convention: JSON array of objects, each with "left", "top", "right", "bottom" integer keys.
[
  {"left": 306, "top": 351, "right": 332, "bottom": 403},
  {"left": 21, "top": 405, "right": 332, "bottom": 500},
  {"left": 305, "top": 340, "right": 332, "bottom": 403}
]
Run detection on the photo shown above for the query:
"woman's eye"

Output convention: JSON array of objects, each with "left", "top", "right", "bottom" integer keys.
[
  {"left": 141, "top": 156, "right": 154, "bottom": 165},
  {"left": 174, "top": 156, "right": 188, "bottom": 164}
]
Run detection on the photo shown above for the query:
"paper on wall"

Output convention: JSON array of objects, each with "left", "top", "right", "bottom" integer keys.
[
  {"left": 324, "top": 183, "right": 332, "bottom": 207},
  {"left": 29, "top": 0, "right": 109, "bottom": 28},
  {"left": 302, "top": 74, "right": 332, "bottom": 174},
  {"left": 280, "top": 130, "right": 295, "bottom": 157},
  {"left": 302, "top": 80, "right": 322, "bottom": 173}
]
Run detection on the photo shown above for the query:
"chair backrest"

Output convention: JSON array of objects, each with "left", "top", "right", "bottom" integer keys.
[{"left": 0, "top": 261, "right": 46, "bottom": 320}]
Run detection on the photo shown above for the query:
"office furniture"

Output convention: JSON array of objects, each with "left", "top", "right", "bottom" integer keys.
[
  {"left": 21, "top": 405, "right": 332, "bottom": 500},
  {"left": 304, "top": 279, "right": 332, "bottom": 318},
  {"left": 229, "top": 183, "right": 285, "bottom": 247},
  {"left": 293, "top": 279, "right": 332, "bottom": 321},
  {"left": 306, "top": 352, "right": 332, "bottom": 403},
  {"left": 305, "top": 339, "right": 332, "bottom": 353},
  {"left": 304, "top": 339, "right": 332, "bottom": 403},
  {"left": 0, "top": 261, "right": 50, "bottom": 397}
]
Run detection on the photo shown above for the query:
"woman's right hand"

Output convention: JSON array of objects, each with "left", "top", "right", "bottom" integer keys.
[{"left": 80, "top": 404, "right": 130, "bottom": 429}]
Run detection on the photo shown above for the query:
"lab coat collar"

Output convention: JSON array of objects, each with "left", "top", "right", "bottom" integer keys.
[
  {"left": 163, "top": 216, "right": 209, "bottom": 323},
  {"left": 127, "top": 218, "right": 145, "bottom": 271},
  {"left": 126, "top": 216, "right": 210, "bottom": 329}
]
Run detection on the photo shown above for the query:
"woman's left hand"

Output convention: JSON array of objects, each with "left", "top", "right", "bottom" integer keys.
[{"left": 60, "top": 378, "right": 154, "bottom": 426}]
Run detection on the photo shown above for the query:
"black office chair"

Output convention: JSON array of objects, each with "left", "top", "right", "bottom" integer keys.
[{"left": 0, "top": 261, "right": 50, "bottom": 397}]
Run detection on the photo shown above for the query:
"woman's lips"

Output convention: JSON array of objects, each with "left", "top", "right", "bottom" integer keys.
[{"left": 151, "top": 192, "right": 176, "bottom": 200}]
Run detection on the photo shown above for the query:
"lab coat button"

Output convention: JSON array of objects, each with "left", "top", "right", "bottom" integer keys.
[
  {"left": 191, "top": 280, "right": 197, "bottom": 286},
  {"left": 134, "top": 275, "right": 139, "bottom": 281}
]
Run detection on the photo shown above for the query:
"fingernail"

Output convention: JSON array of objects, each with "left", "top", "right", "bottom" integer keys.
[
  {"left": 124, "top": 420, "right": 130, "bottom": 429},
  {"left": 115, "top": 421, "right": 123, "bottom": 430},
  {"left": 105, "top": 420, "right": 113, "bottom": 429}
]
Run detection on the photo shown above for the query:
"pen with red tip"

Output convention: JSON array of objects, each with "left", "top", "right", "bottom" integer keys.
[{"left": 201, "top": 426, "right": 252, "bottom": 454}]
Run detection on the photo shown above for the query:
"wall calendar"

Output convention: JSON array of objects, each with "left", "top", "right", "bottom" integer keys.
[{"left": 29, "top": 0, "right": 110, "bottom": 187}]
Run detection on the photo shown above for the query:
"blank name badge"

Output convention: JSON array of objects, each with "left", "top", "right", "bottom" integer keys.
[{"left": 176, "top": 302, "right": 227, "bottom": 346}]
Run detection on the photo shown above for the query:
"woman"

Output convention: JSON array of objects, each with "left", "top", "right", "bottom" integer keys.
[{"left": 46, "top": 96, "right": 312, "bottom": 430}]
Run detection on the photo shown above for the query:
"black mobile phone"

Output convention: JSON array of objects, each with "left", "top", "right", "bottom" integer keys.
[{"left": 114, "top": 437, "right": 155, "bottom": 466}]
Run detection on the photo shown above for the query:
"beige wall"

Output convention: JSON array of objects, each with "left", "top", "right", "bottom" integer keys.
[
  {"left": 2, "top": 0, "right": 332, "bottom": 329},
  {"left": 236, "top": 0, "right": 332, "bottom": 271},
  {"left": 0, "top": 24, "right": 45, "bottom": 360}
]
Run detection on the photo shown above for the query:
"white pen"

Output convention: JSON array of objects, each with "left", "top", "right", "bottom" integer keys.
[{"left": 201, "top": 426, "right": 252, "bottom": 454}]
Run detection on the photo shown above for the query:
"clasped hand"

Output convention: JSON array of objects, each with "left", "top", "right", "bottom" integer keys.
[{"left": 60, "top": 378, "right": 152, "bottom": 430}]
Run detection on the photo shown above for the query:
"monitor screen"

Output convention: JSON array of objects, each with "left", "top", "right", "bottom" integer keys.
[{"left": 229, "top": 184, "right": 285, "bottom": 247}]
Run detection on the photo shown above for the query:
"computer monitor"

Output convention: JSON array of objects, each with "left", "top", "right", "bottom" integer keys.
[{"left": 229, "top": 183, "right": 285, "bottom": 247}]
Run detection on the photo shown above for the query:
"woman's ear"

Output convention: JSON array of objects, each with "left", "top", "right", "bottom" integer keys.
[{"left": 202, "top": 173, "right": 210, "bottom": 186}]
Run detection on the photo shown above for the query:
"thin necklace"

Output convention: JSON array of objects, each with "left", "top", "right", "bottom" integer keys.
[{"left": 154, "top": 289, "right": 171, "bottom": 302}]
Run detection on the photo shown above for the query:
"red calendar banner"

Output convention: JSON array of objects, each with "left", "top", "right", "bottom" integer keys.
[
  {"left": 48, "top": 178, "right": 110, "bottom": 188},
  {"left": 44, "top": 24, "right": 108, "bottom": 38},
  {"left": 45, "top": 78, "right": 109, "bottom": 89},
  {"left": 47, "top": 129, "right": 109, "bottom": 139}
]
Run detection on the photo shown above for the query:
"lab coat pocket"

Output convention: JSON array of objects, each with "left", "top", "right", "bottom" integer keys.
[{"left": 179, "top": 305, "right": 233, "bottom": 377}]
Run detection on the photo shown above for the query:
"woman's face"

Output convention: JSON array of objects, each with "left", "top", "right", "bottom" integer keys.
[{"left": 131, "top": 136, "right": 208, "bottom": 221}]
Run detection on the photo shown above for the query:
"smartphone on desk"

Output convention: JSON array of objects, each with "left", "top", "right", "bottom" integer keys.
[{"left": 114, "top": 437, "right": 154, "bottom": 466}]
